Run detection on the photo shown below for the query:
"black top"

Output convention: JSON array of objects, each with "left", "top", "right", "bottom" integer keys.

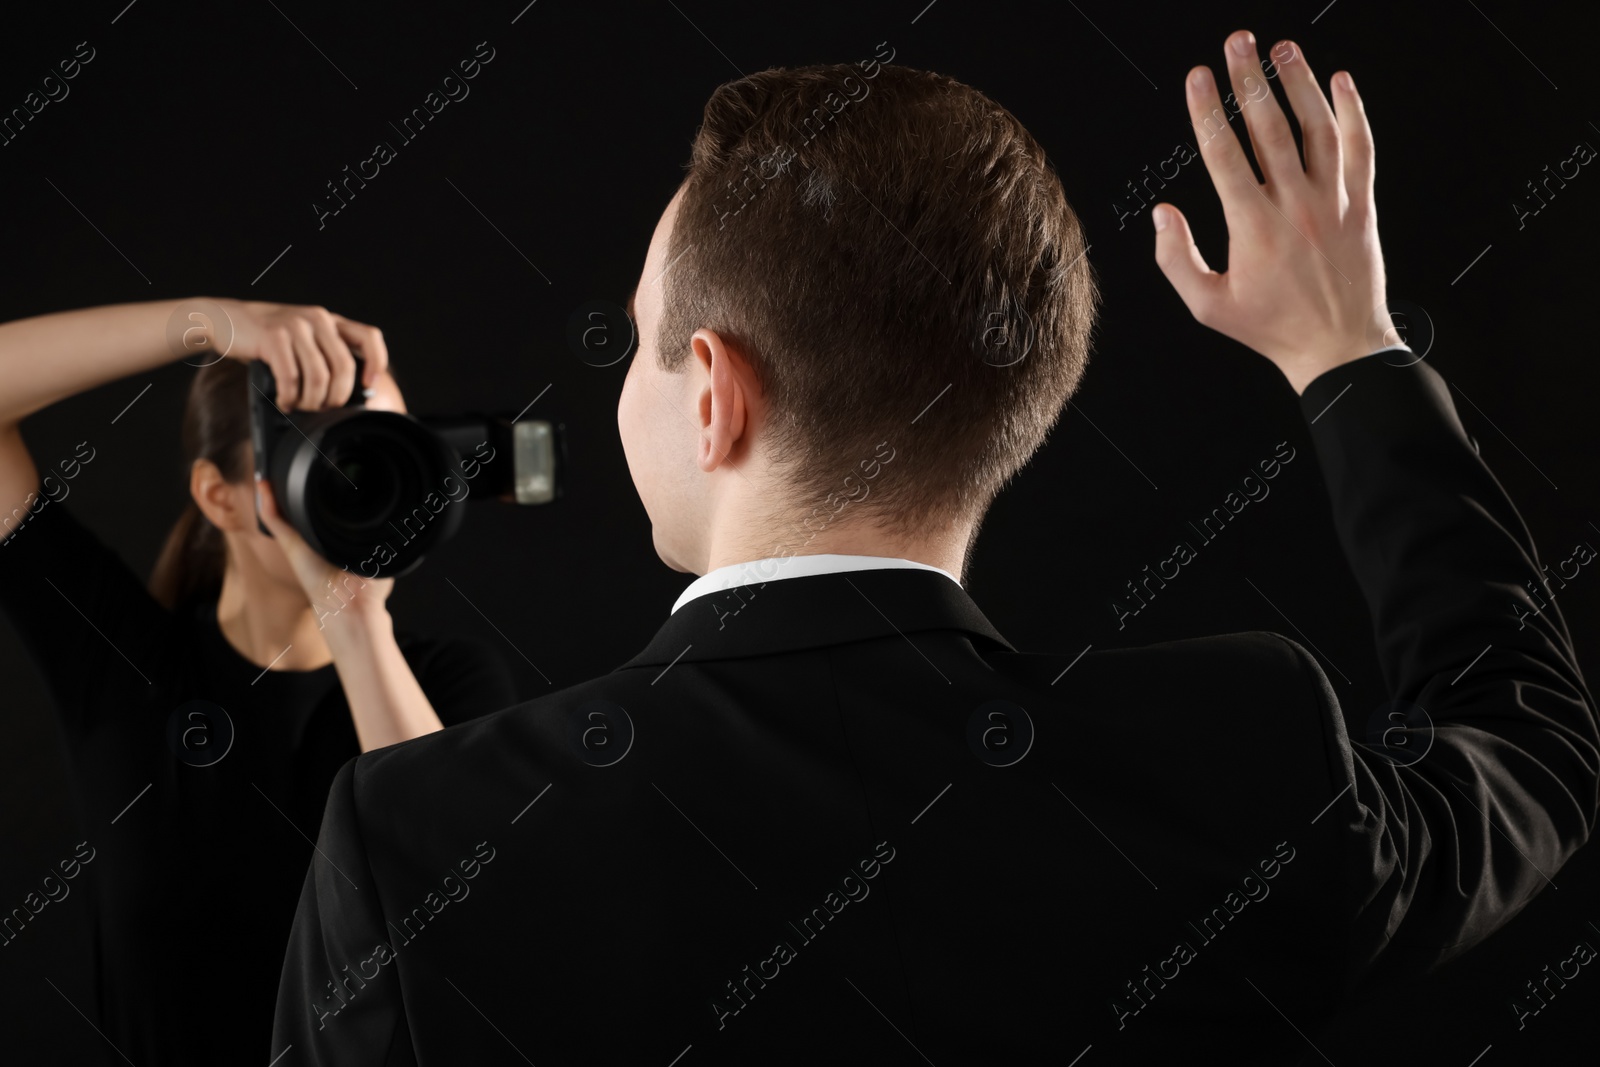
[
  {"left": 0, "top": 499, "right": 516, "bottom": 1066},
  {"left": 272, "top": 354, "right": 1594, "bottom": 1065}
]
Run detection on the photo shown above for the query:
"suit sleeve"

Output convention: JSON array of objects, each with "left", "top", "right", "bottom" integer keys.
[
  {"left": 273, "top": 757, "right": 411, "bottom": 1065},
  {"left": 1295, "top": 354, "right": 1598, "bottom": 991}
]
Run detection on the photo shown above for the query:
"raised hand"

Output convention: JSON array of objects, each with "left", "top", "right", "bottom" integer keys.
[
  {"left": 212, "top": 299, "right": 390, "bottom": 412},
  {"left": 254, "top": 478, "right": 395, "bottom": 628},
  {"left": 1152, "top": 31, "right": 1395, "bottom": 395}
]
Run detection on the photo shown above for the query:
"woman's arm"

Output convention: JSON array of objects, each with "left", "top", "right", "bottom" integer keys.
[
  {"left": 0, "top": 297, "right": 389, "bottom": 426},
  {"left": 0, "top": 300, "right": 196, "bottom": 547},
  {"left": 322, "top": 607, "right": 449, "bottom": 751},
  {"left": 0, "top": 298, "right": 390, "bottom": 545},
  {"left": 256, "top": 477, "right": 446, "bottom": 752},
  {"left": 0, "top": 299, "right": 214, "bottom": 427}
]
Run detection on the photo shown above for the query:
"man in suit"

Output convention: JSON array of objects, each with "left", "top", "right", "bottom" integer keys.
[{"left": 273, "top": 32, "right": 1596, "bottom": 1065}]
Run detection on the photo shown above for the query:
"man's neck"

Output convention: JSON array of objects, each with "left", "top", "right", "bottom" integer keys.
[{"left": 700, "top": 513, "right": 973, "bottom": 583}]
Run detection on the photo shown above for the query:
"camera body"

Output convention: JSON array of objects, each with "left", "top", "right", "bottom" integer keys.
[{"left": 248, "top": 360, "right": 564, "bottom": 578}]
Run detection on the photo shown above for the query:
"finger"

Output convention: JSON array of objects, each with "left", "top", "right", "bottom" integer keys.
[
  {"left": 332, "top": 314, "right": 389, "bottom": 386},
  {"left": 308, "top": 308, "right": 358, "bottom": 406},
  {"left": 1186, "top": 65, "right": 1260, "bottom": 213},
  {"left": 1331, "top": 71, "right": 1374, "bottom": 210},
  {"left": 1269, "top": 40, "right": 1341, "bottom": 190},
  {"left": 260, "top": 324, "right": 299, "bottom": 412},
  {"left": 291, "top": 319, "right": 332, "bottom": 410},
  {"left": 1222, "top": 29, "right": 1302, "bottom": 188},
  {"left": 1151, "top": 204, "right": 1227, "bottom": 327}
]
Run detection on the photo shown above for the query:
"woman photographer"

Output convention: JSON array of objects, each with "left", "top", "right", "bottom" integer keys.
[{"left": 0, "top": 298, "right": 517, "bottom": 1064}]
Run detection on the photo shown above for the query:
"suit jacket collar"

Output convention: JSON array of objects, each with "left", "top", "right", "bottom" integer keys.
[{"left": 616, "top": 567, "right": 1016, "bottom": 670}]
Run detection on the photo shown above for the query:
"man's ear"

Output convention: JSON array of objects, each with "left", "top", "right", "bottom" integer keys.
[
  {"left": 190, "top": 458, "right": 251, "bottom": 533},
  {"left": 691, "top": 327, "right": 752, "bottom": 474}
]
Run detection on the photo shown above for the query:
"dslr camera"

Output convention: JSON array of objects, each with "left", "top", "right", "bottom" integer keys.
[{"left": 248, "top": 358, "right": 564, "bottom": 577}]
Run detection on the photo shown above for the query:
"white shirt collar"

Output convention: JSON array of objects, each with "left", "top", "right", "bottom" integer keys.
[{"left": 672, "top": 554, "right": 961, "bottom": 614}]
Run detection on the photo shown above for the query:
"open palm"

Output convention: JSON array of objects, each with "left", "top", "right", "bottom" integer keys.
[{"left": 1153, "top": 31, "right": 1394, "bottom": 395}]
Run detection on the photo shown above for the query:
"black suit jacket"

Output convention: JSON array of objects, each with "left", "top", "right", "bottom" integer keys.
[{"left": 272, "top": 355, "right": 1597, "bottom": 1065}]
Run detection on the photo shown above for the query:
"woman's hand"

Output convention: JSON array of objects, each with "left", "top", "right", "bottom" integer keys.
[
  {"left": 258, "top": 471, "right": 446, "bottom": 750},
  {"left": 254, "top": 477, "right": 395, "bottom": 628},
  {"left": 210, "top": 299, "right": 389, "bottom": 412},
  {"left": 1152, "top": 31, "right": 1394, "bottom": 395}
]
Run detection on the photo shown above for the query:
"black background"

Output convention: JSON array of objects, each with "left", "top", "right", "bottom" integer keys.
[{"left": 1, "top": 0, "right": 1596, "bottom": 1062}]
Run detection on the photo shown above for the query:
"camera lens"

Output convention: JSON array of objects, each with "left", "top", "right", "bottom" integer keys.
[
  {"left": 284, "top": 411, "right": 465, "bottom": 575},
  {"left": 318, "top": 440, "right": 405, "bottom": 536}
]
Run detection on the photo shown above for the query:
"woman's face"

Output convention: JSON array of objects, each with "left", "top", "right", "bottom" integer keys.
[{"left": 215, "top": 371, "right": 408, "bottom": 597}]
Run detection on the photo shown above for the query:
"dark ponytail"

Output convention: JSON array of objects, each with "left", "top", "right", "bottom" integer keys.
[{"left": 148, "top": 359, "right": 253, "bottom": 611}]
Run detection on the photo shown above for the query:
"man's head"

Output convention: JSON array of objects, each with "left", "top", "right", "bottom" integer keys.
[{"left": 617, "top": 61, "right": 1098, "bottom": 578}]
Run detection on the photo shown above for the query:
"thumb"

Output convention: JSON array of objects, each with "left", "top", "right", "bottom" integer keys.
[{"left": 1151, "top": 204, "right": 1225, "bottom": 324}]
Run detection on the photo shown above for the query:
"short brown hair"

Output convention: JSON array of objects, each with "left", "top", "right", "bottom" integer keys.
[{"left": 658, "top": 62, "right": 1099, "bottom": 538}]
